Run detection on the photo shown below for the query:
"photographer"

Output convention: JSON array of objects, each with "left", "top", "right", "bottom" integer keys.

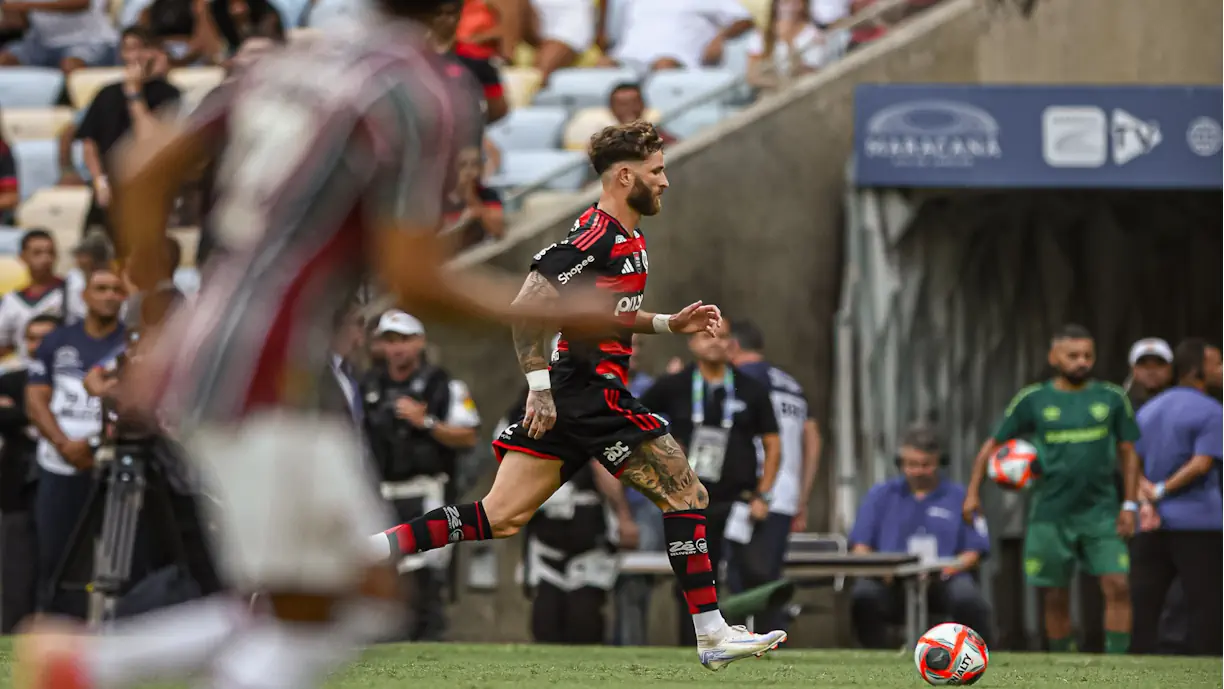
[
  {"left": 361, "top": 310, "right": 481, "bottom": 641},
  {"left": 0, "top": 314, "right": 60, "bottom": 632},
  {"left": 26, "top": 268, "right": 128, "bottom": 617}
]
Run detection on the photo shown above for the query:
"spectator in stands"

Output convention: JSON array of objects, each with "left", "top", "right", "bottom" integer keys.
[
  {"left": 65, "top": 230, "right": 114, "bottom": 323},
  {"left": 608, "top": 83, "right": 676, "bottom": 145},
  {"left": 849, "top": 422, "right": 993, "bottom": 648},
  {"left": 0, "top": 0, "right": 118, "bottom": 72},
  {"left": 193, "top": 31, "right": 283, "bottom": 268},
  {"left": 207, "top": 0, "right": 285, "bottom": 54},
  {"left": 1130, "top": 338, "right": 1223, "bottom": 657},
  {"left": 0, "top": 313, "right": 58, "bottom": 633},
  {"left": 77, "top": 28, "right": 181, "bottom": 236},
  {"left": 746, "top": 0, "right": 833, "bottom": 91},
  {"left": 600, "top": 0, "right": 753, "bottom": 73},
  {"left": 454, "top": 0, "right": 498, "bottom": 60},
  {"left": 0, "top": 229, "right": 66, "bottom": 358},
  {"left": 810, "top": 0, "right": 850, "bottom": 26},
  {"left": 443, "top": 145, "right": 504, "bottom": 250},
  {"left": 432, "top": 0, "right": 508, "bottom": 124},
  {"left": 0, "top": 119, "right": 17, "bottom": 225},
  {"left": 1125, "top": 338, "right": 1174, "bottom": 411}
]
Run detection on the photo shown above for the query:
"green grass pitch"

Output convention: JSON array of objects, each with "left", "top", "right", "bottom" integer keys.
[{"left": 3, "top": 640, "right": 1220, "bottom": 689}]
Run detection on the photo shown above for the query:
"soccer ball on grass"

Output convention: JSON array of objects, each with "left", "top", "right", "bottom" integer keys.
[
  {"left": 913, "top": 622, "right": 988, "bottom": 685},
  {"left": 986, "top": 438, "right": 1040, "bottom": 490}
]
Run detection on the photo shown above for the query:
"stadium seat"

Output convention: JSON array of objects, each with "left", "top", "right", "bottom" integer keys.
[
  {"left": 12, "top": 140, "right": 58, "bottom": 202},
  {"left": 0, "top": 226, "right": 24, "bottom": 255},
  {"left": 287, "top": 26, "right": 323, "bottom": 44},
  {"left": 644, "top": 69, "right": 740, "bottom": 113},
  {"left": 533, "top": 67, "right": 639, "bottom": 109},
  {"left": 738, "top": 0, "right": 771, "bottom": 28},
  {"left": 562, "top": 107, "right": 616, "bottom": 150},
  {"left": 662, "top": 102, "right": 728, "bottom": 139},
  {"left": 500, "top": 67, "right": 543, "bottom": 110},
  {"left": 16, "top": 187, "right": 91, "bottom": 252},
  {"left": 486, "top": 106, "right": 569, "bottom": 152},
  {"left": 168, "top": 66, "right": 225, "bottom": 97},
  {"left": 1, "top": 107, "right": 75, "bottom": 143},
  {"left": 68, "top": 68, "right": 124, "bottom": 109},
  {"left": 486, "top": 150, "right": 588, "bottom": 192},
  {"left": 0, "top": 68, "right": 64, "bottom": 108},
  {"left": 0, "top": 255, "right": 29, "bottom": 294}
]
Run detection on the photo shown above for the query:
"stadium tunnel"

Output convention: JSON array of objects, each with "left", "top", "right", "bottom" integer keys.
[{"left": 834, "top": 84, "right": 1222, "bottom": 650}]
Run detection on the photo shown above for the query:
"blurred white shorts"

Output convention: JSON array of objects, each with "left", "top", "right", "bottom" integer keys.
[
  {"left": 188, "top": 410, "right": 391, "bottom": 592},
  {"left": 532, "top": 0, "right": 595, "bottom": 53}
]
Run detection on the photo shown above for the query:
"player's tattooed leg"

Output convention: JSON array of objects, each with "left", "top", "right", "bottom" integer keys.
[{"left": 620, "top": 434, "right": 709, "bottom": 511}]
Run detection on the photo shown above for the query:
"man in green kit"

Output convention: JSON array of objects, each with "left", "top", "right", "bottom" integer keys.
[{"left": 962, "top": 324, "right": 1141, "bottom": 654}]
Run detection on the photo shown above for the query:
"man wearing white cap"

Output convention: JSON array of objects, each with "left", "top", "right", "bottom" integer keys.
[
  {"left": 1125, "top": 338, "right": 1174, "bottom": 412},
  {"left": 361, "top": 309, "right": 480, "bottom": 641}
]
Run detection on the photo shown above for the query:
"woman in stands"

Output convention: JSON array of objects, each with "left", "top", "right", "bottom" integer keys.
[
  {"left": 442, "top": 145, "right": 504, "bottom": 251},
  {"left": 746, "top": 0, "right": 837, "bottom": 91},
  {"left": 0, "top": 113, "right": 18, "bottom": 226}
]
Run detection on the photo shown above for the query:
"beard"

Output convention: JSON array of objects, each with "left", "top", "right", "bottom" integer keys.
[
  {"left": 1059, "top": 367, "right": 1091, "bottom": 385},
  {"left": 627, "top": 176, "right": 660, "bottom": 216}
]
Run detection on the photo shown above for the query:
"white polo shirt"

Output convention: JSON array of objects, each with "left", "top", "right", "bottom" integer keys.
[{"left": 611, "top": 0, "right": 752, "bottom": 69}]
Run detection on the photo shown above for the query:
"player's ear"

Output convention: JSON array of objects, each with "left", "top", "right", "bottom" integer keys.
[{"left": 616, "top": 163, "right": 633, "bottom": 188}]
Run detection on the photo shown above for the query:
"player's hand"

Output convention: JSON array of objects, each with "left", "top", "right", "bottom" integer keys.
[
  {"left": 791, "top": 507, "right": 808, "bottom": 533},
  {"left": 617, "top": 514, "right": 640, "bottom": 550},
  {"left": 56, "top": 439, "right": 94, "bottom": 470},
  {"left": 523, "top": 389, "right": 557, "bottom": 439},
  {"left": 395, "top": 397, "right": 428, "bottom": 427},
  {"left": 961, "top": 492, "right": 980, "bottom": 524},
  {"left": 668, "top": 301, "right": 722, "bottom": 335},
  {"left": 1116, "top": 508, "right": 1136, "bottom": 538},
  {"left": 1138, "top": 502, "right": 1161, "bottom": 532}
]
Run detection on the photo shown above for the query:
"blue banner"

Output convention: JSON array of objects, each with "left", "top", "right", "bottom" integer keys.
[{"left": 853, "top": 85, "right": 1222, "bottom": 189}]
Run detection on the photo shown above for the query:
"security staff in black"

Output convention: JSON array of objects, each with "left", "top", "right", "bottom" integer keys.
[
  {"left": 360, "top": 310, "right": 481, "bottom": 641},
  {"left": 639, "top": 319, "right": 782, "bottom": 647}
]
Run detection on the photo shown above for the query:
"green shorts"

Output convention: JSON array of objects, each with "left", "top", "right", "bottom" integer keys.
[{"left": 1023, "top": 516, "right": 1129, "bottom": 588}]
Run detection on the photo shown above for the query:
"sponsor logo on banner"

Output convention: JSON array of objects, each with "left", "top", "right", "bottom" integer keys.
[
  {"left": 1111, "top": 109, "right": 1162, "bottom": 165},
  {"left": 863, "top": 100, "right": 1002, "bottom": 168},
  {"left": 1186, "top": 116, "right": 1223, "bottom": 157},
  {"left": 1042, "top": 106, "right": 1107, "bottom": 168}
]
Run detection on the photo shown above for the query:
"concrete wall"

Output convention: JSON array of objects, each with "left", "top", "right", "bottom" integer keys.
[{"left": 434, "top": 0, "right": 1223, "bottom": 644}]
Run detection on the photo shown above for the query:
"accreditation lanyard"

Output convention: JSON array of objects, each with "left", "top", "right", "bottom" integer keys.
[{"left": 691, "top": 367, "right": 736, "bottom": 429}]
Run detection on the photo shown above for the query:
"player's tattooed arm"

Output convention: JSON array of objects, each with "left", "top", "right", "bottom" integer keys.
[
  {"left": 621, "top": 434, "right": 709, "bottom": 511},
  {"left": 512, "top": 271, "right": 561, "bottom": 439},
  {"left": 510, "top": 271, "right": 560, "bottom": 374}
]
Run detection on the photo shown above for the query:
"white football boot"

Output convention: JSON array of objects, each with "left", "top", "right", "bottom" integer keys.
[{"left": 697, "top": 625, "right": 788, "bottom": 671}]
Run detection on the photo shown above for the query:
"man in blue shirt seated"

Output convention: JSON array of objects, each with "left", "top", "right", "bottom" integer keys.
[
  {"left": 848, "top": 423, "right": 993, "bottom": 648},
  {"left": 1130, "top": 337, "right": 1222, "bottom": 657}
]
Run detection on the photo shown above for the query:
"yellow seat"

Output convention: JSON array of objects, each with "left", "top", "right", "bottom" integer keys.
[
  {"left": 287, "top": 27, "right": 323, "bottom": 44},
  {"left": 500, "top": 66, "right": 542, "bottom": 110},
  {"left": 514, "top": 43, "right": 603, "bottom": 68},
  {"left": 168, "top": 66, "right": 225, "bottom": 96},
  {"left": 67, "top": 67, "right": 124, "bottom": 109},
  {"left": 1, "top": 107, "right": 75, "bottom": 142},
  {"left": 739, "top": 0, "right": 771, "bottom": 27},
  {"left": 562, "top": 107, "right": 616, "bottom": 150},
  {"left": 16, "top": 186, "right": 91, "bottom": 272},
  {"left": 520, "top": 190, "right": 583, "bottom": 216},
  {"left": 0, "top": 256, "right": 29, "bottom": 295}
]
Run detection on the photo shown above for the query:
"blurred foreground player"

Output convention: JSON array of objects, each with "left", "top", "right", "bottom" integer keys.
[
  {"left": 15, "top": 3, "right": 618, "bottom": 689},
  {"left": 375, "top": 122, "right": 788, "bottom": 671}
]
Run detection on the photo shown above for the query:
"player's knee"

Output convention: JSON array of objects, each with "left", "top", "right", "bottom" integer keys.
[{"left": 1100, "top": 574, "right": 1129, "bottom": 602}]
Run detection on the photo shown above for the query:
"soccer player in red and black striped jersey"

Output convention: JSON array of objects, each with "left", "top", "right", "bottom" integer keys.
[
  {"left": 14, "top": 3, "right": 620, "bottom": 689},
  {"left": 376, "top": 121, "right": 788, "bottom": 670}
]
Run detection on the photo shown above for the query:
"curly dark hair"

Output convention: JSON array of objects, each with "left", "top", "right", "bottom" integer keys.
[{"left": 588, "top": 121, "right": 665, "bottom": 175}]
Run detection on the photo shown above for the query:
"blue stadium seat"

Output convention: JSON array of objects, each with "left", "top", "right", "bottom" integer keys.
[
  {"left": 12, "top": 140, "right": 58, "bottom": 202},
  {"left": 663, "top": 102, "right": 728, "bottom": 139},
  {"left": 486, "top": 106, "right": 569, "bottom": 152},
  {"left": 0, "top": 68, "right": 64, "bottom": 108},
  {"left": 487, "top": 150, "right": 588, "bottom": 192},
  {"left": 533, "top": 67, "right": 640, "bottom": 109},
  {"left": 0, "top": 226, "right": 23, "bottom": 255},
  {"left": 644, "top": 69, "right": 740, "bottom": 113}
]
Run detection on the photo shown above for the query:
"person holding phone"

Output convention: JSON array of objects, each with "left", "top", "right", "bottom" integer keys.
[{"left": 76, "top": 28, "right": 182, "bottom": 237}]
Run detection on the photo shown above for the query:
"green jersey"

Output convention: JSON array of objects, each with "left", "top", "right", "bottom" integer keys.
[{"left": 992, "top": 380, "right": 1140, "bottom": 521}]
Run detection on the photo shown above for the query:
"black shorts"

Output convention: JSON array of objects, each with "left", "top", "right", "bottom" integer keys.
[{"left": 492, "top": 370, "right": 669, "bottom": 483}]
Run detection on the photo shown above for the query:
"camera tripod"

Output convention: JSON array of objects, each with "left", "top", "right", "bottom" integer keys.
[{"left": 43, "top": 438, "right": 198, "bottom": 628}]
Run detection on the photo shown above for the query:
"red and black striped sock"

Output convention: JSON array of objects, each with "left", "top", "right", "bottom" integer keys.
[
  {"left": 383, "top": 501, "right": 492, "bottom": 557},
  {"left": 663, "top": 510, "right": 720, "bottom": 615}
]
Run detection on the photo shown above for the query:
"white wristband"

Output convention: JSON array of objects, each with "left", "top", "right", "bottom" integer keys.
[
  {"left": 526, "top": 369, "right": 551, "bottom": 391},
  {"left": 652, "top": 314, "right": 673, "bottom": 334}
]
